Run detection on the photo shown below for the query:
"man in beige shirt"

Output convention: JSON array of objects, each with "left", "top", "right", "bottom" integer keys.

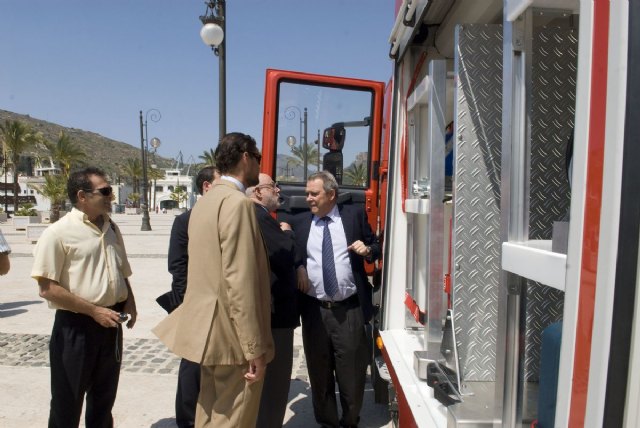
[
  {"left": 154, "top": 133, "right": 273, "bottom": 428},
  {"left": 31, "top": 167, "right": 137, "bottom": 428}
]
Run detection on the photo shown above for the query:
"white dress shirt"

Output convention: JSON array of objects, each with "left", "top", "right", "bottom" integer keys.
[
  {"left": 221, "top": 175, "right": 245, "bottom": 192},
  {"left": 306, "top": 205, "right": 356, "bottom": 301}
]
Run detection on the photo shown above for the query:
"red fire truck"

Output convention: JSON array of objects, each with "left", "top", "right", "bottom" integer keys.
[{"left": 261, "top": 0, "right": 639, "bottom": 426}]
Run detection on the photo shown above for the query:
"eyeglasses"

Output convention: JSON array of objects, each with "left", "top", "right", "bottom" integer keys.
[
  {"left": 249, "top": 152, "right": 262, "bottom": 163},
  {"left": 255, "top": 182, "right": 278, "bottom": 191},
  {"left": 84, "top": 186, "right": 113, "bottom": 197}
]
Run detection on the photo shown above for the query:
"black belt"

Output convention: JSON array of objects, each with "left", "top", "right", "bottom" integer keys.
[
  {"left": 313, "top": 294, "right": 359, "bottom": 309},
  {"left": 106, "top": 301, "right": 125, "bottom": 312},
  {"left": 57, "top": 301, "right": 124, "bottom": 317}
]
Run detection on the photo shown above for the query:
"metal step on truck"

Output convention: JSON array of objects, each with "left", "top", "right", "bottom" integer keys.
[{"left": 259, "top": 0, "right": 639, "bottom": 426}]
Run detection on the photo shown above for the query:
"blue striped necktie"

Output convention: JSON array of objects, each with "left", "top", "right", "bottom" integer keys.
[{"left": 321, "top": 216, "right": 339, "bottom": 298}]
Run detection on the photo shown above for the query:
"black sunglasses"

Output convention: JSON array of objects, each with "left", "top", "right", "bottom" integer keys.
[
  {"left": 85, "top": 186, "right": 113, "bottom": 197},
  {"left": 249, "top": 152, "right": 262, "bottom": 163}
]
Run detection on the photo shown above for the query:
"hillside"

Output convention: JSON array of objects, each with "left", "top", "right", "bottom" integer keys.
[{"left": 0, "top": 109, "right": 174, "bottom": 177}]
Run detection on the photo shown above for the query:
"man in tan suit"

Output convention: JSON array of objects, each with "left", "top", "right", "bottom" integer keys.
[{"left": 154, "top": 132, "right": 273, "bottom": 428}]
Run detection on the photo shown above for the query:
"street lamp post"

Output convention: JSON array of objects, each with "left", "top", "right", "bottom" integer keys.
[
  {"left": 0, "top": 152, "right": 6, "bottom": 215},
  {"left": 149, "top": 137, "right": 161, "bottom": 211},
  {"left": 139, "top": 109, "right": 161, "bottom": 231},
  {"left": 285, "top": 106, "right": 308, "bottom": 180},
  {"left": 199, "top": 0, "right": 226, "bottom": 142}
]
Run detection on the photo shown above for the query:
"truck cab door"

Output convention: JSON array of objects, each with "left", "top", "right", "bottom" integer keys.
[{"left": 261, "top": 69, "right": 385, "bottom": 238}]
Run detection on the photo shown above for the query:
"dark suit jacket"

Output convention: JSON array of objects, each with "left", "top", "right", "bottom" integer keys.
[
  {"left": 157, "top": 210, "right": 191, "bottom": 313},
  {"left": 292, "top": 204, "right": 381, "bottom": 322},
  {"left": 254, "top": 204, "right": 299, "bottom": 329}
]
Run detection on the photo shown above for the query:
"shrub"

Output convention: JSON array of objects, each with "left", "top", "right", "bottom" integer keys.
[{"left": 15, "top": 203, "right": 38, "bottom": 216}]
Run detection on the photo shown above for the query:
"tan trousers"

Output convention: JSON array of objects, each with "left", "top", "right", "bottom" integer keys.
[{"left": 195, "top": 364, "right": 264, "bottom": 428}]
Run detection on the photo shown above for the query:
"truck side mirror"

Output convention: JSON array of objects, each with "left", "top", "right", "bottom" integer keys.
[{"left": 322, "top": 126, "right": 346, "bottom": 151}]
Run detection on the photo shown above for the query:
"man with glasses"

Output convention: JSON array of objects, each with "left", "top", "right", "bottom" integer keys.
[
  {"left": 247, "top": 174, "right": 299, "bottom": 428},
  {"left": 155, "top": 132, "right": 273, "bottom": 428},
  {"left": 32, "top": 166, "right": 137, "bottom": 427}
]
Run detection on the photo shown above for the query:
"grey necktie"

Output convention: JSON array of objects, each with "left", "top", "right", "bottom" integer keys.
[{"left": 321, "top": 217, "right": 339, "bottom": 298}]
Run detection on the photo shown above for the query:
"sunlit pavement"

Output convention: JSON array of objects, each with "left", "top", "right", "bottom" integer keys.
[{"left": 0, "top": 212, "right": 391, "bottom": 427}]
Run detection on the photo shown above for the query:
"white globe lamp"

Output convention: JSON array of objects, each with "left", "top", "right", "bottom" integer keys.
[{"left": 200, "top": 23, "right": 224, "bottom": 47}]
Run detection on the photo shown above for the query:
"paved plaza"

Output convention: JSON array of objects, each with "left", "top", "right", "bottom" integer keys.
[{"left": 0, "top": 212, "right": 391, "bottom": 427}]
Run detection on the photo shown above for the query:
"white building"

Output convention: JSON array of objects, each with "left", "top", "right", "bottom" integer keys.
[
  {"left": 0, "top": 172, "right": 46, "bottom": 214},
  {"left": 150, "top": 168, "right": 196, "bottom": 211},
  {"left": 1, "top": 163, "right": 197, "bottom": 215}
]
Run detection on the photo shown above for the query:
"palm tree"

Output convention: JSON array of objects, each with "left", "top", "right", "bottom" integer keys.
[
  {"left": 122, "top": 158, "right": 142, "bottom": 201},
  {"left": 32, "top": 175, "right": 67, "bottom": 223},
  {"left": 198, "top": 148, "right": 216, "bottom": 167},
  {"left": 44, "top": 131, "right": 86, "bottom": 177},
  {"left": 169, "top": 186, "right": 188, "bottom": 209},
  {"left": 147, "top": 166, "right": 165, "bottom": 210},
  {"left": 290, "top": 142, "right": 320, "bottom": 173},
  {"left": 127, "top": 192, "right": 140, "bottom": 208},
  {"left": 344, "top": 162, "right": 368, "bottom": 186},
  {"left": 0, "top": 120, "right": 37, "bottom": 213}
]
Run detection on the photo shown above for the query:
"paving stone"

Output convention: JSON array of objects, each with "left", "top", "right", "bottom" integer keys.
[{"left": 0, "top": 331, "right": 309, "bottom": 381}]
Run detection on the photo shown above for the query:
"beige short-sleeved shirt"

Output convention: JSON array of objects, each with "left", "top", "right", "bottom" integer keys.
[{"left": 31, "top": 208, "right": 132, "bottom": 309}]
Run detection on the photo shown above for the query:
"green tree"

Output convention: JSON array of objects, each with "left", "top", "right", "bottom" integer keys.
[
  {"left": 44, "top": 131, "right": 86, "bottom": 177},
  {"left": 198, "top": 148, "right": 216, "bottom": 167},
  {"left": 127, "top": 192, "right": 140, "bottom": 208},
  {"left": 122, "top": 158, "right": 142, "bottom": 199},
  {"left": 32, "top": 175, "right": 67, "bottom": 223},
  {"left": 0, "top": 120, "right": 37, "bottom": 213},
  {"left": 343, "top": 162, "right": 368, "bottom": 187},
  {"left": 147, "top": 166, "right": 165, "bottom": 209},
  {"left": 169, "top": 187, "right": 188, "bottom": 209},
  {"left": 290, "top": 143, "right": 320, "bottom": 170}
]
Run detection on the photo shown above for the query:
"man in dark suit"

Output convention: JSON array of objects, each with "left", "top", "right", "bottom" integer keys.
[
  {"left": 156, "top": 166, "right": 217, "bottom": 428},
  {"left": 293, "top": 171, "right": 380, "bottom": 428},
  {"left": 247, "top": 173, "right": 299, "bottom": 428}
]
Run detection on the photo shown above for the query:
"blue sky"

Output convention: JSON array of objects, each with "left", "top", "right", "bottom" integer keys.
[{"left": 0, "top": 1, "right": 394, "bottom": 165}]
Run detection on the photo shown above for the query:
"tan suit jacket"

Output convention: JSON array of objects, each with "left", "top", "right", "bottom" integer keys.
[{"left": 154, "top": 180, "right": 274, "bottom": 366}]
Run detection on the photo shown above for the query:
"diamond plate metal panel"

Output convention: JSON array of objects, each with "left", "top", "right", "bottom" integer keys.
[
  {"left": 452, "top": 24, "right": 503, "bottom": 382},
  {"left": 524, "top": 27, "right": 577, "bottom": 381},
  {"left": 529, "top": 27, "right": 576, "bottom": 238}
]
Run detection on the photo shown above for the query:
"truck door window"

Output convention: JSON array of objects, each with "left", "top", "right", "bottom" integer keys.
[{"left": 276, "top": 81, "right": 373, "bottom": 187}]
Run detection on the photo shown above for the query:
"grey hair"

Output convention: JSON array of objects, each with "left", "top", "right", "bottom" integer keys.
[{"left": 307, "top": 171, "right": 339, "bottom": 194}]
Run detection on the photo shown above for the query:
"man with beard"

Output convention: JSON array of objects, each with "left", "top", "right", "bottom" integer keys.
[
  {"left": 156, "top": 166, "right": 218, "bottom": 428},
  {"left": 154, "top": 133, "right": 273, "bottom": 428},
  {"left": 247, "top": 174, "right": 299, "bottom": 428}
]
